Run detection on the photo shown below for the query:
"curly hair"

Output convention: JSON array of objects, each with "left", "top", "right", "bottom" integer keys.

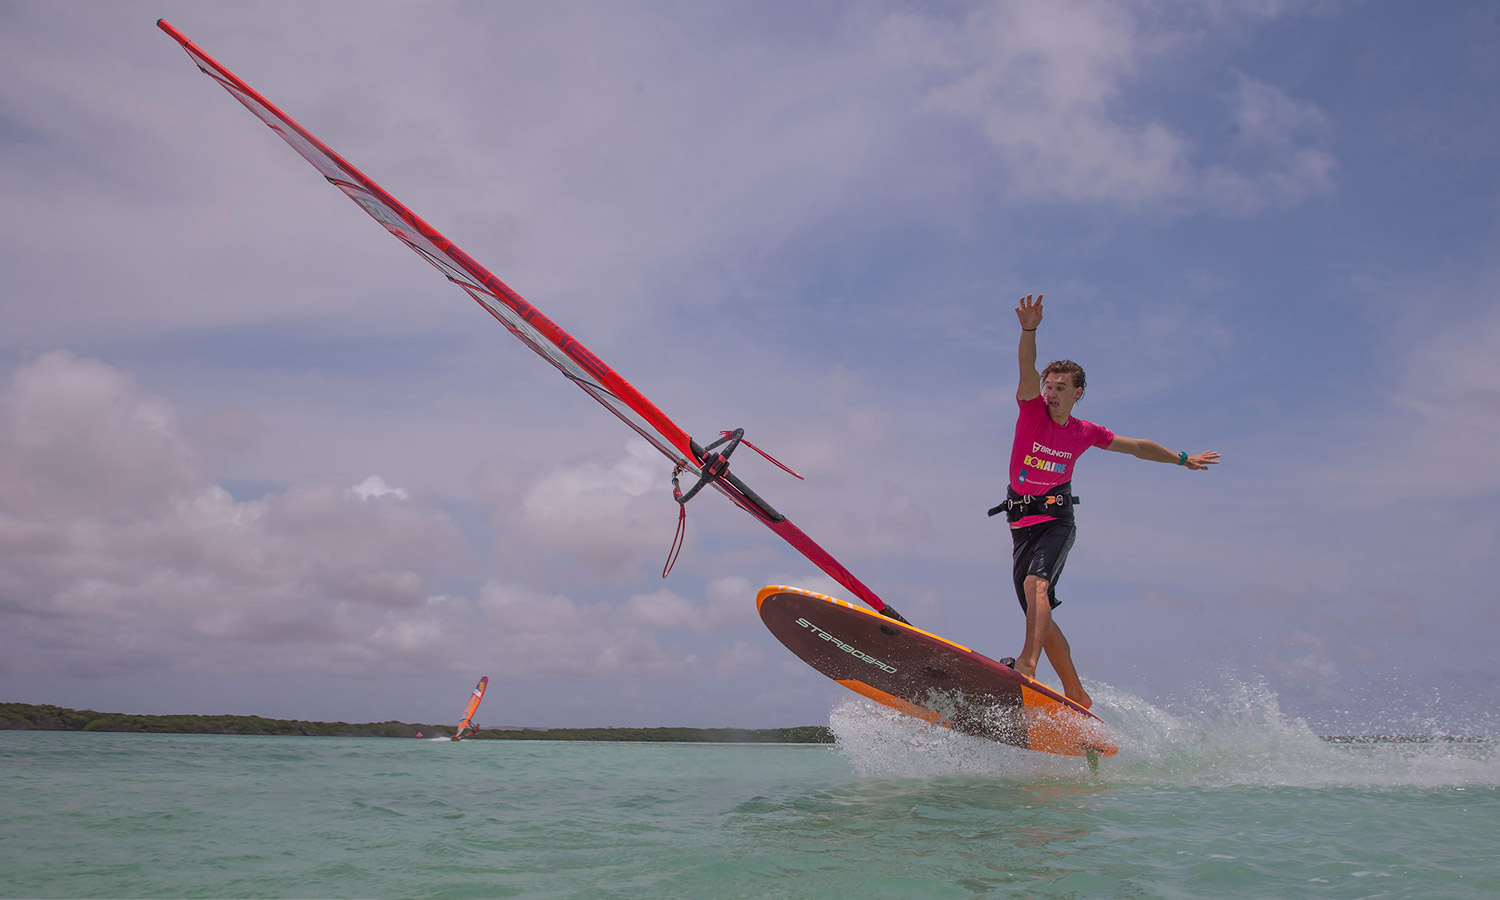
[{"left": 1041, "top": 359, "right": 1086, "bottom": 399}]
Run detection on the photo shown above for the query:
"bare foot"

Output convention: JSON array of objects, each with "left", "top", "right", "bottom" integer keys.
[
  {"left": 1067, "top": 687, "right": 1092, "bottom": 710},
  {"left": 1005, "top": 656, "right": 1039, "bottom": 678}
]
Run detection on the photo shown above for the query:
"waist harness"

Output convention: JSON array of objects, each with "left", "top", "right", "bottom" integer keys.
[{"left": 987, "top": 482, "right": 1079, "bottom": 523}]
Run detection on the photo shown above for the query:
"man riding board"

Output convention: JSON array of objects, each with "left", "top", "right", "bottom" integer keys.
[{"left": 1001, "top": 294, "right": 1219, "bottom": 709}]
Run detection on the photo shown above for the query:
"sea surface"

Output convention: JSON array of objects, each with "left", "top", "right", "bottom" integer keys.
[{"left": 3, "top": 685, "right": 1497, "bottom": 900}]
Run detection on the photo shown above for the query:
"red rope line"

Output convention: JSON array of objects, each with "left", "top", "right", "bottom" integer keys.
[{"left": 661, "top": 505, "right": 687, "bottom": 578}]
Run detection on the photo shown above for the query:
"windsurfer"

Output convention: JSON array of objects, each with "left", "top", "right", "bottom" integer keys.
[{"left": 1002, "top": 294, "right": 1219, "bottom": 708}]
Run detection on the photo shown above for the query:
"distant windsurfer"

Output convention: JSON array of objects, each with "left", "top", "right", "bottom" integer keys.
[{"left": 1000, "top": 294, "right": 1219, "bottom": 708}]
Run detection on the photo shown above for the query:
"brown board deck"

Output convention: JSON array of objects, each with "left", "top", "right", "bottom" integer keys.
[{"left": 757, "top": 585, "right": 1117, "bottom": 758}]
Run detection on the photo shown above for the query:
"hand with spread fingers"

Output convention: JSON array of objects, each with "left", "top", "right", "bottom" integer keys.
[
  {"left": 1016, "top": 293, "right": 1043, "bottom": 331},
  {"left": 1183, "top": 451, "right": 1222, "bottom": 471}
]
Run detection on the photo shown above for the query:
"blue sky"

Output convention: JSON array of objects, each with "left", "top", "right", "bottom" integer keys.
[{"left": 2, "top": 0, "right": 1497, "bottom": 734}]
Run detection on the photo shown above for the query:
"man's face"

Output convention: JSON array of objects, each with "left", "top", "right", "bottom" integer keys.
[{"left": 1042, "top": 372, "right": 1081, "bottom": 416}]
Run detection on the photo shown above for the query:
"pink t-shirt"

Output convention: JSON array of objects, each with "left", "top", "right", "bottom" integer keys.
[{"left": 1008, "top": 395, "right": 1115, "bottom": 528}]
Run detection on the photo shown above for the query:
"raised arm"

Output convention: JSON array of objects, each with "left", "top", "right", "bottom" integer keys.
[
  {"left": 1105, "top": 436, "right": 1221, "bottom": 471},
  {"left": 1016, "top": 294, "right": 1042, "bottom": 401}
]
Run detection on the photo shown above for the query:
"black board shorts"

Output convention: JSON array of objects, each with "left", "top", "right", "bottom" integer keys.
[{"left": 1010, "top": 518, "right": 1076, "bottom": 611}]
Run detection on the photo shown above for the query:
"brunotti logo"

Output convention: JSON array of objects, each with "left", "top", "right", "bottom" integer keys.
[{"left": 796, "top": 618, "right": 897, "bottom": 673}]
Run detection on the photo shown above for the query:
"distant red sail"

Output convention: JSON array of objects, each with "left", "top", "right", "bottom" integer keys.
[
  {"left": 453, "top": 677, "right": 488, "bottom": 740},
  {"left": 157, "top": 20, "right": 890, "bottom": 615}
]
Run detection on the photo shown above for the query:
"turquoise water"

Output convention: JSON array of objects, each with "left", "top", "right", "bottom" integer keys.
[{"left": 3, "top": 687, "right": 1496, "bottom": 899}]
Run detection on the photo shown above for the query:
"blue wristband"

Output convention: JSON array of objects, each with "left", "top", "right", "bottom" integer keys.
[{"left": 1177, "top": 451, "right": 1188, "bottom": 466}]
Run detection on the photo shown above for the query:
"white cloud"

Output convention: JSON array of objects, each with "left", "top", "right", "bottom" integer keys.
[
  {"left": 458, "top": 573, "right": 782, "bottom": 681},
  {"left": 478, "top": 582, "right": 589, "bottom": 636},
  {"left": 708, "top": 639, "right": 773, "bottom": 678},
  {"left": 1354, "top": 309, "right": 1500, "bottom": 501},
  {"left": 915, "top": 1, "right": 1191, "bottom": 207},
  {"left": 0, "top": 353, "right": 464, "bottom": 676},
  {"left": 348, "top": 475, "right": 410, "bottom": 501},
  {"left": 623, "top": 575, "right": 760, "bottom": 631},
  {"left": 0, "top": 1, "right": 1339, "bottom": 357},
  {"left": 901, "top": 2, "right": 1332, "bottom": 212},
  {"left": 625, "top": 589, "right": 699, "bottom": 630},
  {"left": 1199, "top": 72, "right": 1336, "bottom": 213},
  {"left": 1, "top": 351, "right": 202, "bottom": 517},
  {"left": 472, "top": 580, "right": 676, "bottom": 678},
  {"left": 0, "top": 353, "right": 891, "bottom": 695},
  {"left": 490, "top": 440, "right": 681, "bottom": 575}
]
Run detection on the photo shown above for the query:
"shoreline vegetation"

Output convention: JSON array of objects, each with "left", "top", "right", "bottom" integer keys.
[
  {"left": 0, "top": 702, "right": 834, "bottom": 743},
  {"left": 4, "top": 703, "right": 1484, "bottom": 746}
]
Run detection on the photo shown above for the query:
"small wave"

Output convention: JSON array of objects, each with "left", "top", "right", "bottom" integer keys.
[{"left": 830, "top": 678, "right": 1497, "bottom": 788}]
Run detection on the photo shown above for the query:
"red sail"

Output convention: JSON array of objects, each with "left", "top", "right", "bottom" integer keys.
[
  {"left": 157, "top": 20, "right": 890, "bottom": 615},
  {"left": 454, "top": 676, "right": 488, "bottom": 738}
]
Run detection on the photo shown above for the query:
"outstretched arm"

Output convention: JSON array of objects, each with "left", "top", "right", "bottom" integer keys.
[
  {"left": 1105, "top": 436, "right": 1221, "bottom": 471},
  {"left": 1016, "top": 294, "right": 1042, "bottom": 401}
]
